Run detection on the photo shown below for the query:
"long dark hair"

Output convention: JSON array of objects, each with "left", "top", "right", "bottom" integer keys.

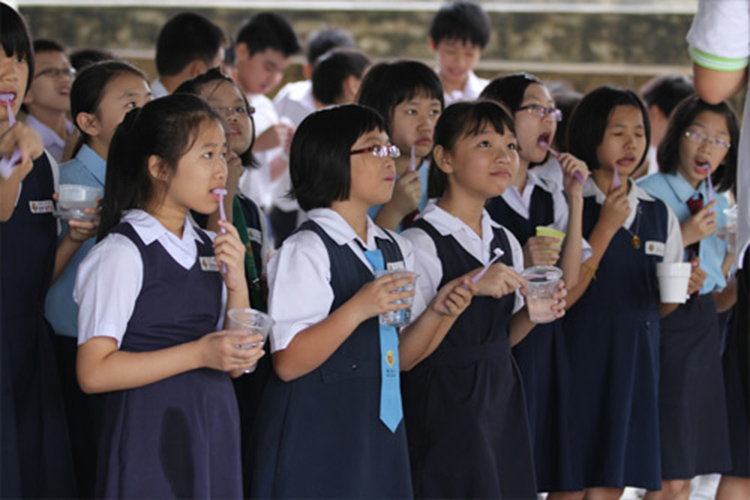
[
  {"left": 1, "top": 4, "right": 34, "bottom": 92},
  {"left": 98, "top": 94, "right": 222, "bottom": 240}
]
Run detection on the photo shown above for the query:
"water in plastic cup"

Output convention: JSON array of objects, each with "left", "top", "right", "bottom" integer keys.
[
  {"left": 228, "top": 308, "right": 274, "bottom": 373},
  {"left": 656, "top": 262, "right": 691, "bottom": 304},
  {"left": 57, "top": 184, "right": 100, "bottom": 221},
  {"left": 374, "top": 270, "right": 417, "bottom": 327},
  {"left": 724, "top": 206, "right": 738, "bottom": 254},
  {"left": 521, "top": 266, "right": 563, "bottom": 324}
]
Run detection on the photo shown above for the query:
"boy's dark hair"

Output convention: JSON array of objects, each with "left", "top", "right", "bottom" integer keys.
[
  {"left": 640, "top": 73, "right": 694, "bottom": 118},
  {"left": 429, "top": 1, "right": 491, "bottom": 49},
  {"left": 236, "top": 12, "right": 301, "bottom": 58},
  {"left": 306, "top": 28, "right": 355, "bottom": 66},
  {"left": 155, "top": 12, "right": 227, "bottom": 77},
  {"left": 429, "top": 100, "right": 516, "bottom": 198},
  {"left": 567, "top": 86, "right": 651, "bottom": 172},
  {"left": 70, "top": 60, "right": 148, "bottom": 155},
  {"left": 357, "top": 60, "right": 444, "bottom": 136},
  {"left": 175, "top": 67, "right": 257, "bottom": 168},
  {"left": 70, "top": 48, "right": 117, "bottom": 71},
  {"left": 1, "top": 4, "right": 34, "bottom": 91},
  {"left": 290, "top": 104, "right": 386, "bottom": 211},
  {"left": 551, "top": 90, "right": 582, "bottom": 154},
  {"left": 657, "top": 94, "right": 738, "bottom": 195},
  {"left": 480, "top": 72, "right": 543, "bottom": 113},
  {"left": 100, "top": 94, "right": 223, "bottom": 239},
  {"left": 32, "top": 39, "right": 66, "bottom": 55},
  {"left": 312, "top": 48, "right": 371, "bottom": 106}
]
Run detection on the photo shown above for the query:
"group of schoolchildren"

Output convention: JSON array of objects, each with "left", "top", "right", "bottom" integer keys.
[{"left": 1, "top": 1, "right": 748, "bottom": 499}]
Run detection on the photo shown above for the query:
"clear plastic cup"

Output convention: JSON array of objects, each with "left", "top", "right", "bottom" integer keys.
[
  {"left": 374, "top": 270, "right": 417, "bottom": 327},
  {"left": 228, "top": 308, "right": 274, "bottom": 373},
  {"left": 724, "top": 206, "right": 738, "bottom": 254},
  {"left": 521, "top": 266, "right": 563, "bottom": 324},
  {"left": 57, "top": 184, "right": 100, "bottom": 221},
  {"left": 656, "top": 262, "right": 691, "bottom": 304}
]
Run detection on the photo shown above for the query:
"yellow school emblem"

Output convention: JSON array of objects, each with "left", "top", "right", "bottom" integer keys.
[{"left": 385, "top": 350, "right": 395, "bottom": 367}]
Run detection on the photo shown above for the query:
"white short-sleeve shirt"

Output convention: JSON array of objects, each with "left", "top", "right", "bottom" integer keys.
[
  {"left": 267, "top": 208, "right": 425, "bottom": 353},
  {"left": 687, "top": 0, "right": 750, "bottom": 267},
  {"left": 74, "top": 210, "right": 226, "bottom": 347},
  {"left": 402, "top": 201, "right": 526, "bottom": 316}
]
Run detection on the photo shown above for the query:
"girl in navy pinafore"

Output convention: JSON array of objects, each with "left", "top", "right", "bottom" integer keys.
[
  {"left": 74, "top": 95, "right": 263, "bottom": 498},
  {"left": 248, "top": 104, "right": 473, "bottom": 499},
  {"left": 402, "top": 100, "right": 567, "bottom": 499},
  {"left": 481, "top": 73, "right": 589, "bottom": 495},
  {"left": 638, "top": 95, "right": 738, "bottom": 498},
  {"left": 564, "top": 87, "right": 687, "bottom": 496}
]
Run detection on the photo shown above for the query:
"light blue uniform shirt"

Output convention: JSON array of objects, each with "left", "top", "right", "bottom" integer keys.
[
  {"left": 45, "top": 144, "right": 105, "bottom": 338},
  {"left": 638, "top": 172, "right": 730, "bottom": 293},
  {"left": 368, "top": 161, "right": 430, "bottom": 233}
]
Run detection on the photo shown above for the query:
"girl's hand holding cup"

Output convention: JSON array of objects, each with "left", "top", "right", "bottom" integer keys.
[
  {"left": 352, "top": 271, "right": 415, "bottom": 324},
  {"left": 198, "top": 329, "right": 265, "bottom": 375},
  {"left": 523, "top": 236, "right": 561, "bottom": 267}
]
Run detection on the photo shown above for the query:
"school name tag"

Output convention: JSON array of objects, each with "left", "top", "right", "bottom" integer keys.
[
  {"left": 387, "top": 261, "right": 405, "bottom": 271},
  {"left": 645, "top": 241, "right": 666, "bottom": 257},
  {"left": 199, "top": 256, "right": 220, "bottom": 272},
  {"left": 29, "top": 200, "right": 54, "bottom": 214},
  {"left": 247, "top": 228, "right": 263, "bottom": 245}
]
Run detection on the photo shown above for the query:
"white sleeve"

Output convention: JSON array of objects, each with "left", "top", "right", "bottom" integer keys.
[
  {"left": 267, "top": 231, "right": 333, "bottom": 353},
  {"left": 74, "top": 234, "right": 143, "bottom": 347},
  {"left": 399, "top": 228, "right": 441, "bottom": 321},
  {"left": 504, "top": 227, "right": 527, "bottom": 314},
  {"left": 663, "top": 204, "right": 685, "bottom": 264},
  {"left": 687, "top": 0, "right": 750, "bottom": 68}
]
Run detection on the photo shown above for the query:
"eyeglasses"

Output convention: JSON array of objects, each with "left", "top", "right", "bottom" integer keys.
[
  {"left": 214, "top": 105, "right": 255, "bottom": 118},
  {"left": 517, "top": 104, "right": 563, "bottom": 122},
  {"left": 35, "top": 67, "right": 76, "bottom": 79},
  {"left": 350, "top": 144, "right": 401, "bottom": 159},
  {"left": 683, "top": 130, "right": 731, "bottom": 150}
]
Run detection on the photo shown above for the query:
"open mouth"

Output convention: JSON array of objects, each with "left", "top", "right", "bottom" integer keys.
[
  {"left": 0, "top": 92, "right": 16, "bottom": 106},
  {"left": 537, "top": 133, "right": 552, "bottom": 148},
  {"left": 616, "top": 156, "right": 636, "bottom": 166}
]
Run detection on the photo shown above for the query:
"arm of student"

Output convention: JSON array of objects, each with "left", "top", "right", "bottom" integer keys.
[
  {"left": 693, "top": 64, "right": 748, "bottom": 104},
  {"left": 214, "top": 221, "right": 250, "bottom": 313},
  {"left": 52, "top": 217, "right": 98, "bottom": 284},
  {"left": 556, "top": 154, "right": 587, "bottom": 289},
  {"left": 713, "top": 278, "right": 738, "bottom": 313}
]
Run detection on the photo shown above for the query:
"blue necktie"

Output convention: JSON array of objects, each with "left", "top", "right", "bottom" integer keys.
[{"left": 363, "top": 248, "right": 403, "bottom": 433}]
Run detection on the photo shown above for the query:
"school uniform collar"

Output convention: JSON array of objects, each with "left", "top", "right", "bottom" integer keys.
[
  {"left": 419, "top": 200, "right": 502, "bottom": 235},
  {"left": 75, "top": 144, "right": 106, "bottom": 187},
  {"left": 307, "top": 207, "right": 386, "bottom": 251},
  {"left": 664, "top": 171, "right": 708, "bottom": 203},
  {"left": 150, "top": 78, "right": 169, "bottom": 99},
  {"left": 121, "top": 209, "right": 203, "bottom": 247},
  {"left": 441, "top": 70, "right": 488, "bottom": 103},
  {"left": 26, "top": 114, "right": 73, "bottom": 152}
]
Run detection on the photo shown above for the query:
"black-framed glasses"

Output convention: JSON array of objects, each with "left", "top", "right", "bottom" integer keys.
[
  {"left": 683, "top": 130, "right": 730, "bottom": 150},
  {"left": 517, "top": 104, "right": 563, "bottom": 122},
  {"left": 214, "top": 105, "right": 255, "bottom": 118},
  {"left": 350, "top": 144, "right": 401, "bottom": 159},
  {"left": 35, "top": 67, "right": 76, "bottom": 79}
]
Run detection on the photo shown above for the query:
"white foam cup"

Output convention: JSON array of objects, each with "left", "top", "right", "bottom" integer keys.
[{"left": 656, "top": 262, "right": 691, "bottom": 303}]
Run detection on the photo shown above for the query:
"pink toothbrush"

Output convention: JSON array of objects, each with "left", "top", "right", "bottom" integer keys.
[{"left": 539, "top": 140, "right": 585, "bottom": 183}]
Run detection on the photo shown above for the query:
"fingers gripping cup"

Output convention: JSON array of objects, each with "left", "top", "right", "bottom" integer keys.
[
  {"left": 535, "top": 226, "right": 566, "bottom": 254},
  {"left": 521, "top": 266, "right": 563, "bottom": 324},
  {"left": 56, "top": 184, "right": 100, "bottom": 221},
  {"left": 228, "top": 308, "right": 275, "bottom": 373},
  {"left": 656, "top": 263, "right": 691, "bottom": 304},
  {"left": 375, "top": 270, "right": 417, "bottom": 327}
]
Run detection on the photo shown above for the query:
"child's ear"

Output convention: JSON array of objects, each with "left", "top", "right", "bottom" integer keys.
[
  {"left": 433, "top": 145, "right": 454, "bottom": 174},
  {"left": 428, "top": 37, "right": 437, "bottom": 53},
  {"left": 235, "top": 42, "right": 250, "bottom": 62},
  {"left": 302, "top": 63, "right": 313, "bottom": 81},
  {"left": 342, "top": 75, "right": 362, "bottom": 104},
  {"left": 147, "top": 155, "right": 170, "bottom": 182},
  {"left": 76, "top": 112, "right": 100, "bottom": 137},
  {"left": 188, "top": 59, "right": 207, "bottom": 78}
]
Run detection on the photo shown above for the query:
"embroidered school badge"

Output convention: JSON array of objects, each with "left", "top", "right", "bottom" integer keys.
[
  {"left": 29, "top": 200, "right": 54, "bottom": 214},
  {"left": 386, "top": 350, "right": 395, "bottom": 367},
  {"left": 199, "top": 256, "right": 220, "bottom": 272}
]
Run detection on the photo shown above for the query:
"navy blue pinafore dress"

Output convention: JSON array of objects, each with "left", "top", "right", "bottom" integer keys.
[
  {"left": 1, "top": 154, "right": 76, "bottom": 497},
  {"left": 96, "top": 223, "right": 242, "bottom": 499},
  {"left": 487, "top": 188, "right": 583, "bottom": 492},
  {"left": 249, "top": 220, "right": 413, "bottom": 499},
  {"left": 401, "top": 219, "right": 537, "bottom": 499},
  {"left": 564, "top": 196, "right": 667, "bottom": 490}
]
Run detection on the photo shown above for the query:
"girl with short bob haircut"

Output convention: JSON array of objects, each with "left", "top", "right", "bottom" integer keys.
[
  {"left": 357, "top": 60, "right": 444, "bottom": 231},
  {"left": 250, "top": 103, "right": 473, "bottom": 498}
]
